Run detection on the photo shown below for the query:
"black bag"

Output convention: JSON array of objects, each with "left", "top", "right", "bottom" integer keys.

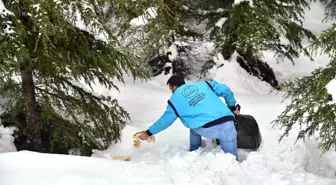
[{"left": 235, "top": 114, "right": 262, "bottom": 150}]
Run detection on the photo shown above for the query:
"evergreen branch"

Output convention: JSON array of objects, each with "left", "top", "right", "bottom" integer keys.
[
  {"left": 35, "top": 76, "right": 130, "bottom": 151},
  {"left": 206, "top": 0, "right": 315, "bottom": 65},
  {"left": 308, "top": 24, "right": 336, "bottom": 58},
  {"left": 272, "top": 59, "right": 336, "bottom": 152},
  {"left": 320, "top": 0, "right": 336, "bottom": 20}
]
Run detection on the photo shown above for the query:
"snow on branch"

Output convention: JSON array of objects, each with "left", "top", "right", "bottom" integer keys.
[{"left": 326, "top": 78, "right": 336, "bottom": 104}]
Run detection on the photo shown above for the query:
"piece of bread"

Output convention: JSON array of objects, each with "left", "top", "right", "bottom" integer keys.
[
  {"left": 133, "top": 132, "right": 155, "bottom": 148},
  {"left": 111, "top": 156, "right": 131, "bottom": 161}
]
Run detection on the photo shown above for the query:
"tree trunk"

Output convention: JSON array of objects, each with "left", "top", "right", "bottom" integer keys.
[{"left": 20, "top": 61, "right": 42, "bottom": 152}]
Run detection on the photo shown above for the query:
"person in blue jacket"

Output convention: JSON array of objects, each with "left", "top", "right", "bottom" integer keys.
[{"left": 137, "top": 75, "right": 240, "bottom": 160}]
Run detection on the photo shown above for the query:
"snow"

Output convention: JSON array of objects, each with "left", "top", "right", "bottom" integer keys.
[
  {"left": 0, "top": 124, "right": 17, "bottom": 153},
  {"left": 209, "top": 52, "right": 273, "bottom": 95},
  {"left": 234, "top": 0, "right": 252, "bottom": 6},
  {"left": 2, "top": 52, "right": 336, "bottom": 184},
  {"left": 0, "top": 0, "right": 15, "bottom": 36},
  {"left": 0, "top": 0, "right": 8, "bottom": 13},
  {"left": 326, "top": 78, "right": 336, "bottom": 104},
  {"left": 1, "top": 1, "right": 336, "bottom": 185},
  {"left": 279, "top": 36, "right": 290, "bottom": 45},
  {"left": 32, "top": 4, "right": 40, "bottom": 12},
  {"left": 0, "top": 100, "right": 16, "bottom": 154},
  {"left": 130, "top": 7, "right": 157, "bottom": 27},
  {"left": 215, "top": 17, "right": 227, "bottom": 28},
  {"left": 234, "top": 0, "right": 249, "bottom": 4},
  {"left": 262, "top": 51, "right": 330, "bottom": 85},
  {"left": 2, "top": 65, "right": 336, "bottom": 184},
  {"left": 167, "top": 43, "right": 178, "bottom": 61},
  {"left": 302, "top": 2, "right": 335, "bottom": 36}
]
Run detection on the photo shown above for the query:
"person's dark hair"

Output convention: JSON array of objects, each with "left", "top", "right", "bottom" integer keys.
[{"left": 166, "top": 75, "right": 185, "bottom": 87}]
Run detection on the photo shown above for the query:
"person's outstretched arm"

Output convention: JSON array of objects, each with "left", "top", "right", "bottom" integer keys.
[
  {"left": 207, "top": 80, "right": 237, "bottom": 112},
  {"left": 146, "top": 103, "right": 178, "bottom": 136}
]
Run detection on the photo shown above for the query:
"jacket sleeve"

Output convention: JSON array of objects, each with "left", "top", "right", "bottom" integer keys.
[
  {"left": 146, "top": 103, "right": 178, "bottom": 136},
  {"left": 208, "top": 80, "right": 237, "bottom": 110}
]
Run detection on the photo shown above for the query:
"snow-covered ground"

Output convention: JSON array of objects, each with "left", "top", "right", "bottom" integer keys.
[
  {"left": 1, "top": 54, "right": 336, "bottom": 185},
  {"left": 1, "top": 1, "right": 336, "bottom": 185}
]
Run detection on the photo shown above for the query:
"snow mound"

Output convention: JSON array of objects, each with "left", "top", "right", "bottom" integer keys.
[
  {"left": 264, "top": 51, "right": 330, "bottom": 84},
  {"left": 2, "top": 141, "right": 336, "bottom": 185},
  {"left": 0, "top": 151, "right": 239, "bottom": 185},
  {"left": 207, "top": 52, "right": 274, "bottom": 96}
]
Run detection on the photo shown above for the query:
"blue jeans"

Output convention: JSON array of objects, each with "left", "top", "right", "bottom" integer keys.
[{"left": 189, "top": 120, "right": 238, "bottom": 160}]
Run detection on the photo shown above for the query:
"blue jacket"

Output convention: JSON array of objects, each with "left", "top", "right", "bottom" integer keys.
[{"left": 147, "top": 80, "right": 237, "bottom": 135}]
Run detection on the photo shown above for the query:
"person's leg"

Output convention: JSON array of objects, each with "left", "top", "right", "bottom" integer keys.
[
  {"left": 194, "top": 121, "right": 238, "bottom": 160},
  {"left": 218, "top": 126, "right": 238, "bottom": 161},
  {"left": 189, "top": 129, "right": 202, "bottom": 151}
]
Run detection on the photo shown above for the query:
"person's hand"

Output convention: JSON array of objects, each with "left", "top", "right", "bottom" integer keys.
[
  {"left": 138, "top": 131, "right": 149, "bottom": 140},
  {"left": 233, "top": 104, "right": 240, "bottom": 115},
  {"left": 233, "top": 109, "right": 240, "bottom": 115},
  {"left": 229, "top": 104, "right": 240, "bottom": 115}
]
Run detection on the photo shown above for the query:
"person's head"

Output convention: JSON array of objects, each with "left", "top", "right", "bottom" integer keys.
[{"left": 166, "top": 75, "right": 185, "bottom": 93}]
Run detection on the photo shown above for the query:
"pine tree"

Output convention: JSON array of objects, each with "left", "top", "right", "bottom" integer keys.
[
  {"left": 123, "top": 0, "right": 316, "bottom": 88},
  {"left": 0, "top": 0, "right": 151, "bottom": 155},
  {"left": 195, "top": 0, "right": 316, "bottom": 88},
  {"left": 272, "top": 0, "right": 336, "bottom": 153}
]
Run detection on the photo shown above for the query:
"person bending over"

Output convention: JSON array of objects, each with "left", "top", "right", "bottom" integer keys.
[{"left": 137, "top": 75, "right": 240, "bottom": 160}]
